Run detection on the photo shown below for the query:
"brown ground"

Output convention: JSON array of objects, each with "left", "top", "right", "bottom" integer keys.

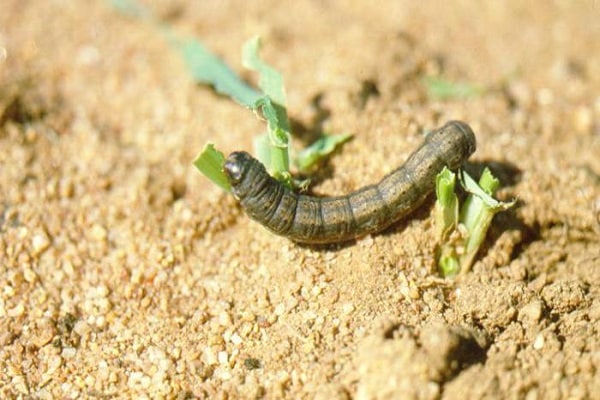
[{"left": 1, "top": 1, "right": 600, "bottom": 399}]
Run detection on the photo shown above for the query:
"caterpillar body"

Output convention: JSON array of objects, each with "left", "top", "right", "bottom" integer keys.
[{"left": 223, "top": 120, "right": 476, "bottom": 244}]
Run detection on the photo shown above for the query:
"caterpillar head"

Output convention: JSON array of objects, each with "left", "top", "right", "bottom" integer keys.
[{"left": 224, "top": 151, "right": 266, "bottom": 199}]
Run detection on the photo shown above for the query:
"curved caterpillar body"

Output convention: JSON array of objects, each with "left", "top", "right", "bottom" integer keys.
[{"left": 224, "top": 120, "right": 476, "bottom": 244}]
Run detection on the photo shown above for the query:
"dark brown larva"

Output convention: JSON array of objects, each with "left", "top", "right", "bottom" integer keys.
[{"left": 224, "top": 120, "right": 476, "bottom": 244}]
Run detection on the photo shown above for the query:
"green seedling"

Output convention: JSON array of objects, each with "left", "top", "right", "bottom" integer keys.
[
  {"left": 192, "top": 144, "right": 230, "bottom": 192},
  {"left": 435, "top": 168, "right": 462, "bottom": 277},
  {"left": 188, "top": 37, "right": 350, "bottom": 190},
  {"left": 295, "top": 133, "right": 353, "bottom": 173},
  {"left": 110, "top": 0, "right": 349, "bottom": 191},
  {"left": 435, "top": 167, "right": 515, "bottom": 277},
  {"left": 423, "top": 76, "right": 485, "bottom": 100}
]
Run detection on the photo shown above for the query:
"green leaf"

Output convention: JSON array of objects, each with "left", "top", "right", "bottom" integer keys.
[
  {"left": 422, "top": 76, "right": 484, "bottom": 100},
  {"left": 459, "top": 169, "right": 515, "bottom": 211},
  {"left": 240, "top": 37, "right": 294, "bottom": 185},
  {"left": 109, "top": 0, "right": 151, "bottom": 19},
  {"left": 254, "top": 97, "right": 290, "bottom": 147},
  {"left": 457, "top": 168, "right": 516, "bottom": 272},
  {"left": 435, "top": 167, "right": 516, "bottom": 277},
  {"left": 434, "top": 167, "right": 459, "bottom": 242},
  {"left": 253, "top": 132, "right": 271, "bottom": 169},
  {"left": 439, "top": 249, "right": 461, "bottom": 278},
  {"left": 111, "top": 4, "right": 350, "bottom": 193},
  {"left": 180, "top": 40, "right": 262, "bottom": 108},
  {"left": 111, "top": 0, "right": 262, "bottom": 107},
  {"left": 243, "top": 36, "right": 287, "bottom": 109},
  {"left": 243, "top": 36, "right": 291, "bottom": 136},
  {"left": 192, "top": 144, "right": 231, "bottom": 192},
  {"left": 295, "top": 133, "right": 352, "bottom": 173},
  {"left": 251, "top": 97, "right": 291, "bottom": 186}
]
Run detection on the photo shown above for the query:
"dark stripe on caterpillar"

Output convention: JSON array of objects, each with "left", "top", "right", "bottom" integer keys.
[{"left": 223, "top": 120, "right": 476, "bottom": 244}]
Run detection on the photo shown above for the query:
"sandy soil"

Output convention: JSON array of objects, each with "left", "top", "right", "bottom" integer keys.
[{"left": 1, "top": 1, "right": 600, "bottom": 398}]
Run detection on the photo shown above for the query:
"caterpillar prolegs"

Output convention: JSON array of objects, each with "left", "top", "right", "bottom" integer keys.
[{"left": 224, "top": 120, "right": 476, "bottom": 244}]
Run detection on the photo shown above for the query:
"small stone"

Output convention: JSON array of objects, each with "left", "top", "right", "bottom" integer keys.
[
  {"left": 4, "top": 285, "right": 15, "bottom": 297},
  {"left": 518, "top": 300, "right": 543, "bottom": 324},
  {"left": 8, "top": 303, "right": 25, "bottom": 317},
  {"left": 536, "top": 88, "right": 554, "bottom": 105},
  {"left": 171, "top": 346, "right": 182, "bottom": 359},
  {"left": 303, "top": 310, "right": 318, "bottom": 321},
  {"left": 274, "top": 303, "right": 286, "bottom": 316},
  {"left": 230, "top": 332, "right": 243, "bottom": 345},
  {"left": 31, "top": 232, "right": 51, "bottom": 256},
  {"left": 203, "top": 347, "right": 218, "bottom": 365},
  {"left": 84, "top": 375, "right": 95, "bottom": 387},
  {"left": 342, "top": 303, "right": 355, "bottom": 315},
  {"left": 59, "top": 178, "right": 74, "bottom": 198},
  {"left": 12, "top": 375, "right": 29, "bottom": 394},
  {"left": 573, "top": 106, "right": 593, "bottom": 135},
  {"left": 46, "top": 354, "right": 62, "bottom": 375},
  {"left": 244, "top": 358, "right": 261, "bottom": 370},
  {"left": 31, "top": 318, "right": 56, "bottom": 347},
  {"left": 97, "top": 360, "right": 110, "bottom": 381},
  {"left": 73, "top": 320, "right": 91, "bottom": 337},
  {"left": 89, "top": 224, "right": 107, "bottom": 241},
  {"left": 61, "top": 347, "right": 77, "bottom": 359},
  {"left": 533, "top": 333, "right": 545, "bottom": 350},
  {"left": 217, "top": 351, "right": 229, "bottom": 365},
  {"left": 216, "top": 368, "right": 232, "bottom": 381},
  {"left": 23, "top": 268, "right": 37, "bottom": 283},
  {"left": 218, "top": 311, "right": 232, "bottom": 327}
]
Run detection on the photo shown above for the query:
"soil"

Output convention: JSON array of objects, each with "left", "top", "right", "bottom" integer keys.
[{"left": 1, "top": 1, "right": 600, "bottom": 399}]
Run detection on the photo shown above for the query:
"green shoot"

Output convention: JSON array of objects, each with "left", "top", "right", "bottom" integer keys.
[
  {"left": 242, "top": 36, "right": 289, "bottom": 121},
  {"left": 435, "top": 167, "right": 515, "bottom": 277},
  {"left": 192, "top": 144, "right": 231, "bottom": 192},
  {"left": 434, "top": 167, "right": 459, "bottom": 241},
  {"left": 434, "top": 168, "right": 462, "bottom": 277},
  {"left": 423, "top": 76, "right": 484, "bottom": 100},
  {"left": 110, "top": 0, "right": 353, "bottom": 191},
  {"left": 180, "top": 39, "right": 262, "bottom": 108},
  {"left": 295, "top": 133, "right": 353, "bottom": 174},
  {"left": 109, "top": 0, "right": 151, "bottom": 19},
  {"left": 253, "top": 96, "right": 291, "bottom": 184},
  {"left": 242, "top": 37, "right": 294, "bottom": 183},
  {"left": 458, "top": 168, "right": 515, "bottom": 271}
]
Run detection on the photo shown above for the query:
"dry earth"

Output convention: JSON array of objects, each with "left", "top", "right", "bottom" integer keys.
[{"left": 1, "top": 1, "right": 600, "bottom": 399}]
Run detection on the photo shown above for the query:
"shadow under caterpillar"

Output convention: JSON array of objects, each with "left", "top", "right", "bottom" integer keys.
[{"left": 224, "top": 120, "right": 476, "bottom": 244}]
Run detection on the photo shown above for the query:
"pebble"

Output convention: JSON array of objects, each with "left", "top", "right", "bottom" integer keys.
[
  {"left": 127, "top": 371, "right": 151, "bottom": 390},
  {"left": 217, "top": 351, "right": 229, "bottom": 366},
  {"left": 46, "top": 354, "right": 63, "bottom": 375},
  {"left": 31, "top": 232, "right": 51, "bottom": 256},
  {"left": 518, "top": 300, "right": 543, "bottom": 324},
  {"left": 536, "top": 88, "right": 554, "bottom": 105},
  {"left": 230, "top": 332, "right": 243, "bottom": 345},
  {"left": 23, "top": 268, "right": 37, "bottom": 283},
  {"left": 203, "top": 347, "right": 218, "bottom": 365},
  {"left": 533, "top": 333, "right": 545, "bottom": 350},
  {"left": 572, "top": 106, "right": 593, "bottom": 135},
  {"left": 274, "top": 303, "right": 286, "bottom": 316},
  {"left": 12, "top": 375, "right": 29, "bottom": 394},
  {"left": 89, "top": 224, "right": 107, "bottom": 241},
  {"left": 31, "top": 318, "right": 56, "bottom": 347},
  {"left": 342, "top": 303, "right": 355, "bottom": 315},
  {"left": 73, "top": 320, "right": 91, "bottom": 337},
  {"left": 8, "top": 302, "right": 25, "bottom": 317},
  {"left": 218, "top": 311, "right": 232, "bottom": 327},
  {"left": 61, "top": 347, "right": 77, "bottom": 359}
]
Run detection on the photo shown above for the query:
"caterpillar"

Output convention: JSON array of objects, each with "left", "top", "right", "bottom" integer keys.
[{"left": 223, "top": 120, "right": 476, "bottom": 244}]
